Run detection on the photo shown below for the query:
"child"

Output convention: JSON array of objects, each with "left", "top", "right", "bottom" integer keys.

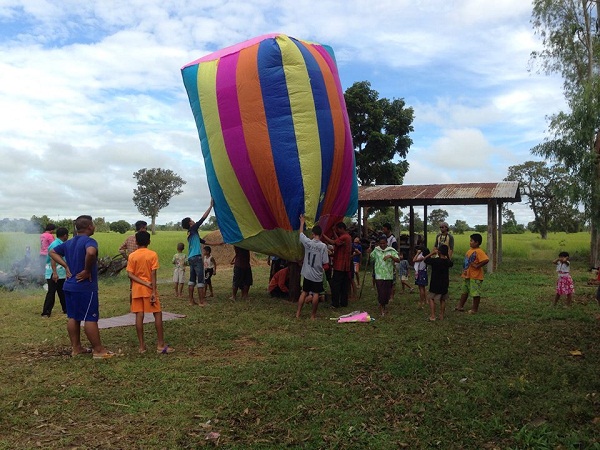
[
  {"left": 203, "top": 246, "right": 217, "bottom": 297},
  {"left": 127, "top": 231, "right": 173, "bottom": 354},
  {"left": 413, "top": 245, "right": 429, "bottom": 308},
  {"left": 553, "top": 251, "right": 574, "bottom": 306},
  {"left": 297, "top": 214, "right": 329, "bottom": 319},
  {"left": 352, "top": 237, "right": 362, "bottom": 287},
  {"left": 172, "top": 242, "right": 187, "bottom": 297},
  {"left": 424, "top": 245, "right": 453, "bottom": 321},
  {"left": 368, "top": 235, "right": 400, "bottom": 316},
  {"left": 456, "top": 233, "right": 489, "bottom": 314},
  {"left": 397, "top": 252, "right": 413, "bottom": 293}
]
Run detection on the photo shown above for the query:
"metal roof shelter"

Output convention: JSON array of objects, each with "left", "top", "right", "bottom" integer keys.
[{"left": 358, "top": 182, "right": 522, "bottom": 272}]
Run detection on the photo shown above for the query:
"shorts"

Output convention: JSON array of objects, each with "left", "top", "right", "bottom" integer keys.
[
  {"left": 65, "top": 290, "right": 99, "bottom": 322},
  {"left": 427, "top": 291, "right": 449, "bottom": 302},
  {"left": 400, "top": 275, "right": 408, "bottom": 282},
  {"left": 233, "top": 266, "right": 253, "bottom": 288},
  {"left": 173, "top": 267, "right": 186, "bottom": 284},
  {"left": 461, "top": 278, "right": 483, "bottom": 297},
  {"left": 556, "top": 275, "right": 574, "bottom": 295},
  {"left": 188, "top": 255, "right": 204, "bottom": 288},
  {"left": 353, "top": 262, "right": 360, "bottom": 274},
  {"left": 302, "top": 278, "right": 324, "bottom": 295},
  {"left": 204, "top": 267, "right": 214, "bottom": 284},
  {"left": 415, "top": 269, "right": 428, "bottom": 286},
  {"left": 131, "top": 296, "right": 162, "bottom": 314}
]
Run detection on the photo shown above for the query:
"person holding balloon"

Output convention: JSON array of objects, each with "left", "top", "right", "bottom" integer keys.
[{"left": 322, "top": 222, "right": 352, "bottom": 308}]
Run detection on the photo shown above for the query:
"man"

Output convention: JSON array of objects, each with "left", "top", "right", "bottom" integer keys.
[
  {"left": 382, "top": 223, "right": 398, "bottom": 250},
  {"left": 118, "top": 220, "right": 148, "bottom": 260},
  {"left": 181, "top": 199, "right": 213, "bottom": 305},
  {"left": 322, "top": 222, "right": 352, "bottom": 308},
  {"left": 50, "top": 215, "right": 114, "bottom": 359},
  {"left": 433, "top": 221, "right": 454, "bottom": 259}
]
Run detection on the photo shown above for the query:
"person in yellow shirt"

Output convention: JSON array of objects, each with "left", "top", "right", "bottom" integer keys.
[{"left": 455, "top": 233, "right": 489, "bottom": 314}]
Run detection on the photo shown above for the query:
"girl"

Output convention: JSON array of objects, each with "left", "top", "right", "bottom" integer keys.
[
  {"left": 203, "top": 246, "right": 217, "bottom": 297},
  {"left": 413, "top": 245, "right": 429, "bottom": 308},
  {"left": 553, "top": 251, "right": 574, "bottom": 306}
]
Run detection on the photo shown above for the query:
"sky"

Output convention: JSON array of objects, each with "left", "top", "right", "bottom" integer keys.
[{"left": 0, "top": 0, "right": 566, "bottom": 228}]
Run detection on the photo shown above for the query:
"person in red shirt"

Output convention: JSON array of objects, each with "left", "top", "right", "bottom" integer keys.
[
  {"left": 268, "top": 266, "right": 289, "bottom": 298},
  {"left": 323, "top": 222, "right": 352, "bottom": 307}
]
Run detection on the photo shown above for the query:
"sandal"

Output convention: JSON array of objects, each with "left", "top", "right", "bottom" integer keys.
[
  {"left": 93, "top": 351, "right": 116, "bottom": 360},
  {"left": 157, "top": 345, "right": 175, "bottom": 354},
  {"left": 71, "top": 347, "right": 93, "bottom": 357},
  {"left": 454, "top": 307, "right": 465, "bottom": 312}
]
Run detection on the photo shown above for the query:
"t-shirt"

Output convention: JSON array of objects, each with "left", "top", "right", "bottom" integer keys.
[
  {"left": 425, "top": 256, "right": 453, "bottom": 295},
  {"left": 172, "top": 252, "right": 187, "bottom": 269},
  {"left": 369, "top": 246, "right": 398, "bottom": 280},
  {"left": 234, "top": 246, "right": 251, "bottom": 268},
  {"left": 187, "top": 221, "right": 204, "bottom": 258},
  {"left": 45, "top": 238, "right": 67, "bottom": 280},
  {"left": 300, "top": 233, "right": 329, "bottom": 282},
  {"left": 40, "top": 231, "right": 54, "bottom": 256},
  {"left": 268, "top": 266, "right": 289, "bottom": 293},
  {"left": 352, "top": 243, "right": 362, "bottom": 264},
  {"left": 397, "top": 259, "right": 409, "bottom": 277},
  {"left": 53, "top": 235, "right": 99, "bottom": 292},
  {"left": 127, "top": 247, "right": 160, "bottom": 299},
  {"left": 332, "top": 233, "right": 352, "bottom": 272},
  {"left": 414, "top": 253, "right": 426, "bottom": 272},
  {"left": 556, "top": 262, "right": 570, "bottom": 277},
  {"left": 462, "top": 247, "right": 489, "bottom": 280},
  {"left": 435, "top": 233, "right": 454, "bottom": 251},
  {"left": 386, "top": 234, "right": 398, "bottom": 250}
]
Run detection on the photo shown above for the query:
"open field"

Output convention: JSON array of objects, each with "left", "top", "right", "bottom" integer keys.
[{"left": 0, "top": 231, "right": 599, "bottom": 448}]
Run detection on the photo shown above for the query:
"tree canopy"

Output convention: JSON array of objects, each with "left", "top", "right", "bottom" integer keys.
[
  {"left": 531, "top": 0, "right": 600, "bottom": 262},
  {"left": 132, "top": 168, "right": 186, "bottom": 234},
  {"left": 344, "top": 81, "right": 414, "bottom": 186}
]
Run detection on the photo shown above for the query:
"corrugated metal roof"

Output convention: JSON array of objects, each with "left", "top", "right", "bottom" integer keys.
[{"left": 358, "top": 182, "right": 521, "bottom": 206}]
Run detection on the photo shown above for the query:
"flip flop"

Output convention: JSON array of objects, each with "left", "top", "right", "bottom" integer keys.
[
  {"left": 71, "top": 347, "right": 93, "bottom": 357},
  {"left": 157, "top": 345, "right": 174, "bottom": 354},
  {"left": 93, "top": 351, "right": 116, "bottom": 360}
]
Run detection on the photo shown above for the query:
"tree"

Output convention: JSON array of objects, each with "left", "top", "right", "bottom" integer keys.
[
  {"left": 199, "top": 216, "right": 219, "bottom": 231},
  {"left": 501, "top": 207, "right": 526, "bottom": 234},
  {"left": 344, "top": 81, "right": 414, "bottom": 186},
  {"left": 132, "top": 168, "right": 186, "bottom": 234},
  {"left": 427, "top": 209, "right": 449, "bottom": 232},
  {"left": 504, "top": 160, "right": 571, "bottom": 239},
  {"left": 452, "top": 220, "right": 470, "bottom": 234},
  {"left": 531, "top": 0, "right": 600, "bottom": 264},
  {"left": 110, "top": 220, "right": 131, "bottom": 234}
]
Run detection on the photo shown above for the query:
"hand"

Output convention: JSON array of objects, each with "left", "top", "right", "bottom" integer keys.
[
  {"left": 51, "top": 272, "right": 58, "bottom": 282},
  {"left": 75, "top": 269, "right": 92, "bottom": 282}
]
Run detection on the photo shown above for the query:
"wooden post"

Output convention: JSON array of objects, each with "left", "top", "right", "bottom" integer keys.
[
  {"left": 498, "top": 202, "right": 503, "bottom": 265},
  {"left": 409, "top": 205, "right": 415, "bottom": 258},
  {"left": 394, "top": 206, "right": 400, "bottom": 241},
  {"left": 357, "top": 204, "right": 362, "bottom": 239},
  {"left": 487, "top": 200, "right": 497, "bottom": 273},
  {"left": 423, "top": 205, "right": 428, "bottom": 249}
]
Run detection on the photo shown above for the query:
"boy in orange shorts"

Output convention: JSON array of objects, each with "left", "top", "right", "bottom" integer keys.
[{"left": 126, "top": 231, "right": 174, "bottom": 354}]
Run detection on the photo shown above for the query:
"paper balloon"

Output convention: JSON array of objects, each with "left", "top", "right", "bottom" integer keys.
[{"left": 181, "top": 33, "right": 358, "bottom": 261}]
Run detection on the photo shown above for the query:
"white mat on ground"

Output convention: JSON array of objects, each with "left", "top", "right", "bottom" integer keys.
[{"left": 91, "top": 312, "right": 186, "bottom": 329}]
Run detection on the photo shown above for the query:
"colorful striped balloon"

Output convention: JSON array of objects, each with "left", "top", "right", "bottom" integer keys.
[{"left": 181, "top": 33, "right": 358, "bottom": 261}]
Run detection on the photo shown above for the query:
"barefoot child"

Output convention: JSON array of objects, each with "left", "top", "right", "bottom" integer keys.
[
  {"left": 424, "top": 245, "right": 453, "bottom": 321},
  {"left": 203, "top": 246, "right": 217, "bottom": 297},
  {"left": 456, "top": 233, "right": 489, "bottom": 314},
  {"left": 413, "top": 245, "right": 429, "bottom": 308},
  {"left": 397, "top": 252, "right": 413, "bottom": 293},
  {"left": 172, "top": 242, "right": 187, "bottom": 297},
  {"left": 553, "top": 251, "right": 574, "bottom": 306},
  {"left": 127, "top": 231, "right": 173, "bottom": 354},
  {"left": 297, "top": 214, "right": 329, "bottom": 319}
]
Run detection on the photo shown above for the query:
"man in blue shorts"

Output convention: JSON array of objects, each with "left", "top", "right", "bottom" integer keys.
[{"left": 50, "top": 215, "right": 114, "bottom": 359}]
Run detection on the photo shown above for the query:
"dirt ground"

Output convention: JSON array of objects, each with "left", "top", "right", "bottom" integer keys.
[{"left": 202, "top": 230, "right": 268, "bottom": 267}]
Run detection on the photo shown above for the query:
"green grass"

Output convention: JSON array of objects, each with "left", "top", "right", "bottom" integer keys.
[{"left": 0, "top": 232, "right": 599, "bottom": 448}]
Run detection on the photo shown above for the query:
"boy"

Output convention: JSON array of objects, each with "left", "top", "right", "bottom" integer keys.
[
  {"left": 127, "top": 231, "right": 173, "bottom": 354},
  {"left": 297, "top": 214, "right": 329, "bottom": 319},
  {"left": 230, "top": 246, "right": 252, "bottom": 300},
  {"left": 50, "top": 215, "right": 114, "bottom": 359},
  {"left": 203, "top": 246, "right": 217, "bottom": 297},
  {"left": 172, "top": 242, "right": 187, "bottom": 297},
  {"left": 181, "top": 199, "right": 213, "bottom": 306},
  {"left": 456, "top": 233, "right": 489, "bottom": 314},
  {"left": 397, "top": 252, "right": 413, "bottom": 293},
  {"left": 424, "top": 245, "right": 453, "bottom": 321}
]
